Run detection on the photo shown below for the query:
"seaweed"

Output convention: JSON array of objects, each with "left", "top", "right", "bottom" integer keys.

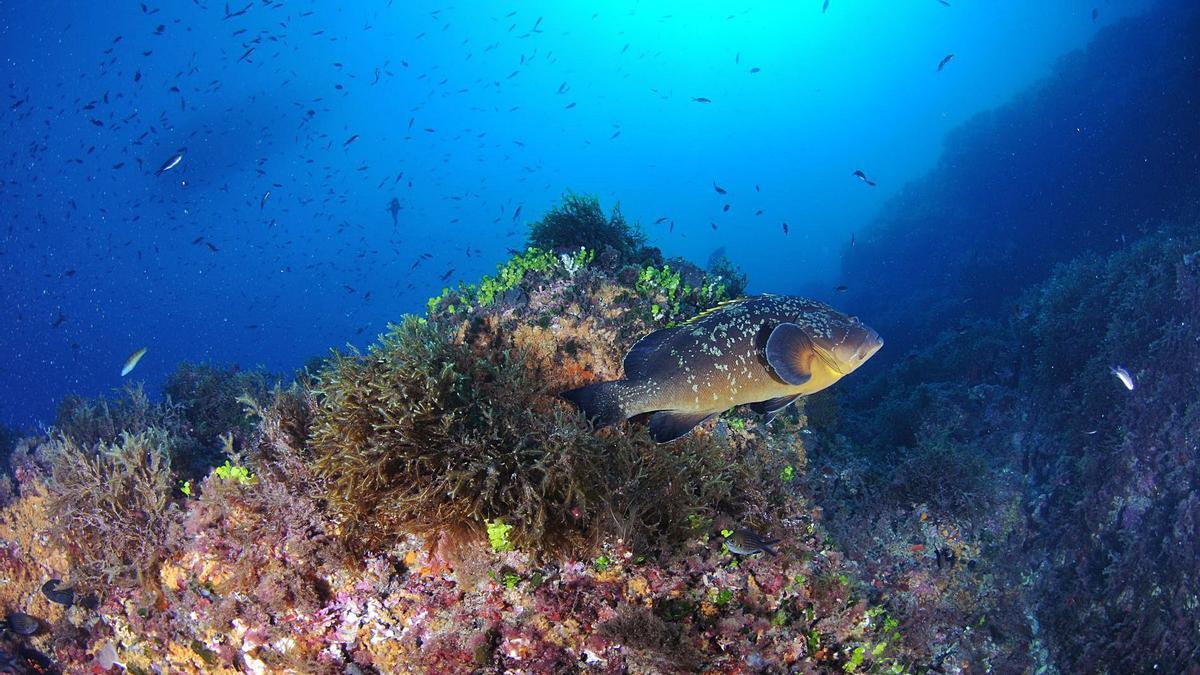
[
  {"left": 308, "top": 315, "right": 743, "bottom": 556},
  {"left": 42, "top": 428, "right": 181, "bottom": 588},
  {"left": 527, "top": 191, "right": 650, "bottom": 264}
]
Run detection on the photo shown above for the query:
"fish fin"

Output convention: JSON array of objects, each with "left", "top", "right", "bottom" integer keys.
[
  {"left": 622, "top": 327, "right": 679, "bottom": 378},
  {"left": 748, "top": 394, "right": 800, "bottom": 416},
  {"left": 561, "top": 380, "right": 631, "bottom": 428},
  {"left": 648, "top": 410, "right": 719, "bottom": 444},
  {"left": 765, "top": 323, "right": 816, "bottom": 386},
  {"left": 681, "top": 296, "right": 758, "bottom": 326}
]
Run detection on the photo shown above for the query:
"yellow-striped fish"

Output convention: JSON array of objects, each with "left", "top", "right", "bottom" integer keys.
[
  {"left": 121, "top": 347, "right": 148, "bottom": 376},
  {"left": 562, "top": 295, "right": 882, "bottom": 443}
]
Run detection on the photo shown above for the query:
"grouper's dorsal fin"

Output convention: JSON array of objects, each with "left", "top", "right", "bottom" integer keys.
[
  {"left": 681, "top": 295, "right": 758, "bottom": 326},
  {"left": 765, "top": 322, "right": 816, "bottom": 386},
  {"left": 622, "top": 325, "right": 679, "bottom": 378}
]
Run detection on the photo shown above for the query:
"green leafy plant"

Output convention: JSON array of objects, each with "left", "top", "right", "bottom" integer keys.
[
  {"left": 214, "top": 459, "right": 255, "bottom": 485},
  {"left": 487, "top": 520, "right": 514, "bottom": 552}
]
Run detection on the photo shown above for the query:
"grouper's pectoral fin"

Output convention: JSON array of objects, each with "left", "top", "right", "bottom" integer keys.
[
  {"left": 648, "top": 410, "right": 719, "bottom": 444},
  {"left": 765, "top": 322, "right": 816, "bottom": 386},
  {"left": 748, "top": 394, "right": 800, "bottom": 416}
]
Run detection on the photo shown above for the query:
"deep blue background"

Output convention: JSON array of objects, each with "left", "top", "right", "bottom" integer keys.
[{"left": 0, "top": 0, "right": 1148, "bottom": 428}]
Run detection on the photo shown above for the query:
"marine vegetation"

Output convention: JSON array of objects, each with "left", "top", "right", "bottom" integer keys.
[
  {"left": 0, "top": 201, "right": 922, "bottom": 670},
  {"left": 162, "top": 361, "right": 274, "bottom": 449},
  {"left": 526, "top": 191, "right": 652, "bottom": 264},
  {"left": 41, "top": 428, "right": 180, "bottom": 588},
  {"left": 309, "top": 252, "right": 782, "bottom": 552}
]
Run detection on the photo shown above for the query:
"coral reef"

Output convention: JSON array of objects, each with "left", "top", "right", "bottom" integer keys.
[{"left": 0, "top": 200, "right": 920, "bottom": 672}]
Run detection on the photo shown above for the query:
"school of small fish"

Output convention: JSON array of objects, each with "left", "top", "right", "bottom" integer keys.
[{"left": 0, "top": 3, "right": 1107, "bottom": 387}]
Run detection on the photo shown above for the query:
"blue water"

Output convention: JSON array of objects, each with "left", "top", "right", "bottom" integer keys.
[{"left": 0, "top": 0, "right": 1152, "bottom": 428}]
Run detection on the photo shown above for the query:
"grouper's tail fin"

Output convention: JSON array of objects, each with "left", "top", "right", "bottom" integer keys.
[{"left": 560, "top": 380, "right": 632, "bottom": 428}]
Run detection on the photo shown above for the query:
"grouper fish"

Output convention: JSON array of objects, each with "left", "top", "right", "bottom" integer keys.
[{"left": 561, "top": 295, "right": 883, "bottom": 443}]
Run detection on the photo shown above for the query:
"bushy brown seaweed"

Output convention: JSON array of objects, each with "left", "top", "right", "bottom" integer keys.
[
  {"left": 308, "top": 314, "right": 745, "bottom": 556},
  {"left": 42, "top": 428, "right": 181, "bottom": 588}
]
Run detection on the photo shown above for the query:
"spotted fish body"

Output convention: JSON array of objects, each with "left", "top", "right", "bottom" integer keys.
[{"left": 561, "top": 295, "right": 883, "bottom": 443}]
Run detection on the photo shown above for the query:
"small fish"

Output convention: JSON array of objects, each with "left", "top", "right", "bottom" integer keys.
[
  {"left": 850, "top": 232, "right": 856, "bottom": 247},
  {"left": 50, "top": 311, "right": 66, "bottom": 328},
  {"left": 41, "top": 579, "right": 74, "bottom": 607},
  {"left": 260, "top": 190, "right": 270, "bottom": 209},
  {"left": 654, "top": 216, "right": 669, "bottom": 224},
  {"left": 1110, "top": 365, "right": 1135, "bottom": 391},
  {"left": 1091, "top": 7, "right": 1099, "bottom": 22},
  {"left": 725, "top": 528, "right": 781, "bottom": 556},
  {"left": 822, "top": 0, "right": 830, "bottom": 13},
  {"left": 440, "top": 268, "right": 455, "bottom": 281},
  {"left": 937, "top": 53, "right": 955, "bottom": 72},
  {"left": 834, "top": 285, "right": 848, "bottom": 293},
  {"left": 236, "top": 47, "right": 255, "bottom": 63},
  {"left": 782, "top": 222, "right": 789, "bottom": 235},
  {"left": 121, "top": 347, "right": 148, "bottom": 376},
  {"left": 692, "top": 97, "right": 712, "bottom": 103},
  {"left": 713, "top": 181, "right": 727, "bottom": 195},
  {"left": 154, "top": 149, "right": 184, "bottom": 176},
  {"left": 0, "top": 612, "right": 39, "bottom": 637},
  {"left": 562, "top": 295, "right": 883, "bottom": 443},
  {"left": 938, "top": 0, "right": 951, "bottom": 6},
  {"left": 852, "top": 169, "right": 876, "bottom": 187},
  {"left": 387, "top": 197, "right": 400, "bottom": 226},
  {"left": 343, "top": 134, "right": 359, "bottom": 147}
]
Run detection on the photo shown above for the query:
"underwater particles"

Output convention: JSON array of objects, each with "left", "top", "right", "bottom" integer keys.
[
  {"left": 1110, "top": 365, "right": 1136, "bottom": 390},
  {"left": 726, "top": 528, "right": 781, "bottom": 556},
  {"left": 562, "top": 295, "right": 883, "bottom": 443},
  {"left": 121, "top": 346, "right": 148, "bottom": 376}
]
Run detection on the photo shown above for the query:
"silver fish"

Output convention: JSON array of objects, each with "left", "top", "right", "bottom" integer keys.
[{"left": 1110, "top": 365, "right": 1135, "bottom": 391}]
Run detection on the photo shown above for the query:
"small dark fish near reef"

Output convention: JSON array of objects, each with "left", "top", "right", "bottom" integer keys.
[
  {"left": 726, "top": 528, "right": 781, "bottom": 556},
  {"left": 1, "top": 611, "right": 40, "bottom": 636},
  {"left": 562, "top": 295, "right": 883, "bottom": 443},
  {"left": 41, "top": 579, "right": 74, "bottom": 607}
]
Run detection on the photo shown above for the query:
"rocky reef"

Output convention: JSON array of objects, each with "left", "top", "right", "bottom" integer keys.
[
  {"left": 810, "top": 219, "right": 1200, "bottom": 671},
  {"left": 0, "top": 196, "right": 914, "bottom": 673}
]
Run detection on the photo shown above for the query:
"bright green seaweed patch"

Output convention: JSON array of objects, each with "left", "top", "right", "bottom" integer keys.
[
  {"left": 636, "top": 263, "right": 735, "bottom": 324},
  {"left": 427, "top": 246, "right": 594, "bottom": 316}
]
